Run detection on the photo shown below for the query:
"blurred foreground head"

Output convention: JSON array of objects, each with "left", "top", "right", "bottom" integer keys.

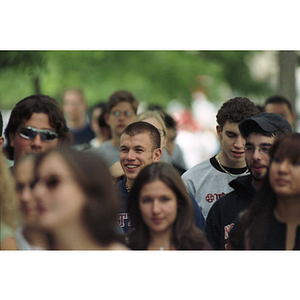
[{"left": 33, "top": 147, "right": 121, "bottom": 247}]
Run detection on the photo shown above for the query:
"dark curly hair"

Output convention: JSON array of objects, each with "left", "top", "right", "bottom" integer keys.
[
  {"left": 4, "top": 95, "right": 73, "bottom": 160},
  {"left": 216, "top": 97, "right": 260, "bottom": 129}
]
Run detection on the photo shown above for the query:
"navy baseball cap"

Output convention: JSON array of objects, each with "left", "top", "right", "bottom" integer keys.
[{"left": 239, "top": 112, "right": 292, "bottom": 137}]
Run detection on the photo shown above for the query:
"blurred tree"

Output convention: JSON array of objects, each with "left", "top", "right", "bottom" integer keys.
[
  {"left": 0, "top": 50, "right": 279, "bottom": 110},
  {"left": 200, "top": 51, "right": 275, "bottom": 98}
]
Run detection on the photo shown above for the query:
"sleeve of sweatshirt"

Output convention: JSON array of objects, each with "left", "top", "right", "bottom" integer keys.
[{"left": 189, "top": 193, "right": 206, "bottom": 231}]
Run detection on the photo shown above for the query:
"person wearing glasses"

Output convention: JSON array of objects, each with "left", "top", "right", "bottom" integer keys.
[
  {"left": 205, "top": 113, "right": 292, "bottom": 249},
  {"left": 228, "top": 132, "right": 300, "bottom": 250},
  {"left": 89, "top": 90, "right": 139, "bottom": 173},
  {"left": 182, "top": 97, "right": 260, "bottom": 220},
  {"left": 4, "top": 94, "right": 73, "bottom": 167}
]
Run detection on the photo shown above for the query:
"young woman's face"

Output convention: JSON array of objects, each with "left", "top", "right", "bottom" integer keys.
[
  {"left": 139, "top": 180, "right": 177, "bottom": 236},
  {"left": 14, "top": 158, "right": 37, "bottom": 224},
  {"left": 269, "top": 154, "right": 300, "bottom": 197},
  {"left": 33, "top": 153, "right": 86, "bottom": 231}
]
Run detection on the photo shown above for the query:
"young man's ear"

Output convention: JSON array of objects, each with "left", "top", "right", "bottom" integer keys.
[
  {"left": 153, "top": 148, "right": 162, "bottom": 162},
  {"left": 216, "top": 125, "right": 222, "bottom": 140},
  {"left": 0, "top": 136, "right": 4, "bottom": 151},
  {"left": 9, "top": 132, "right": 15, "bottom": 147}
]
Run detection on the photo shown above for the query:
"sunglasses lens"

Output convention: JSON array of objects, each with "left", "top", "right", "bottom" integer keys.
[
  {"left": 18, "top": 127, "right": 58, "bottom": 142},
  {"left": 40, "top": 131, "right": 58, "bottom": 142},
  {"left": 19, "top": 127, "right": 37, "bottom": 139}
]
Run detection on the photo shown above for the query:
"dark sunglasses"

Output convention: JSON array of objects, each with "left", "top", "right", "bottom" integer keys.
[{"left": 17, "top": 126, "right": 58, "bottom": 142}]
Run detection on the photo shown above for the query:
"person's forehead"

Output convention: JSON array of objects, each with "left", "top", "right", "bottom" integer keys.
[
  {"left": 21, "top": 113, "right": 54, "bottom": 129},
  {"left": 223, "top": 121, "right": 240, "bottom": 131},
  {"left": 111, "top": 101, "right": 134, "bottom": 111},
  {"left": 121, "top": 132, "right": 152, "bottom": 147},
  {"left": 246, "top": 132, "right": 275, "bottom": 144},
  {"left": 265, "top": 102, "right": 291, "bottom": 114},
  {"left": 38, "top": 153, "right": 70, "bottom": 176},
  {"left": 63, "top": 91, "right": 84, "bottom": 102}
]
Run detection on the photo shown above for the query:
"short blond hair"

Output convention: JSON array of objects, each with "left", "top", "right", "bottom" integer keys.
[{"left": 134, "top": 110, "right": 167, "bottom": 138}]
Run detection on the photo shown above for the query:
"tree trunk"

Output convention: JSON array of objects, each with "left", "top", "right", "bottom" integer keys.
[
  {"left": 33, "top": 76, "right": 41, "bottom": 94},
  {"left": 278, "top": 51, "right": 297, "bottom": 130}
]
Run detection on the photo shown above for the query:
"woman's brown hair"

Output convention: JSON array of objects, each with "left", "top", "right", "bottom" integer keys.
[{"left": 127, "top": 162, "right": 209, "bottom": 250}]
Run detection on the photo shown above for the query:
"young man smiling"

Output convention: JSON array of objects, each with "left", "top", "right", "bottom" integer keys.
[
  {"left": 116, "top": 121, "right": 206, "bottom": 233},
  {"left": 205, "top": 112, "right": 292, "bottom": 249},
  {"left": 182, "top": 97, "right": 260, "bottom": 219},
  {"left": 116, "top": 121, "right": 162, "bottom": 233}
]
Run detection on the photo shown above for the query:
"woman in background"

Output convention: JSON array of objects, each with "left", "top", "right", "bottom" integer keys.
[
  {"left": 229, "top": 133, "right": 300, "bottom": 250},
  {"left": 33, "top": 147, "right": 128, "bottom": 250},
  {"left": 127, "top": 162, "right": 210, "bottom": 250},
  {"left": 0, "top": 153, "right": 20, "bottom": 250},
  {"left": 13, "top": 154, "right": 50, "bottom": 249}
]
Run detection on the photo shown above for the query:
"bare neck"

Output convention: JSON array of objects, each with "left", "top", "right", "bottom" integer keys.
[
  {"left": 23, "top": 226, "right": 50, "bottom": 249},
  {"left": 147, "top": 230, "right": 174, "bottom": 250},
  {"left": 217, "top": 151, "right": 246, "bottom": 169},
  {"left": 110, "top": 133, "right": 121, "bottom": 148}
]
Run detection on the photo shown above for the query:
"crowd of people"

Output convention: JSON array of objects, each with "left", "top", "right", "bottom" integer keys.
[{"left": 1, "top": 90, "right": 299, "bottom": 251}]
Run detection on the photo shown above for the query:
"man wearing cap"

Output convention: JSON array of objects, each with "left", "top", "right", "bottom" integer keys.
[{"left": 205, "top": 112, "right": 292, "bottom": 250}]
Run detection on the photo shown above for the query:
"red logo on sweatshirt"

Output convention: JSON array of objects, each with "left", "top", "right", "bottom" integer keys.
[{"left": 205, "top": 192, "right": 226, "bottom": 203}]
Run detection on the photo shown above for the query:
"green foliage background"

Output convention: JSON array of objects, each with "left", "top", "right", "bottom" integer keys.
[{"left": 0, "top": 51, "right": 275, "bottom": 110}]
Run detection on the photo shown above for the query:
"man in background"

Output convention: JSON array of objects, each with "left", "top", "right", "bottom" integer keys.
[
  {"left": 264, "top": 95, "right": 295, "bottom": 128},
  {"left": 90, "top": 90, "right": 139, "bottom": 169},
  {"left": 62, "top": 88, "right": 95, "bottom": 148}
]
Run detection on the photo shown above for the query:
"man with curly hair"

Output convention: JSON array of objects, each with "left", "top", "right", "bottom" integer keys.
[{"left": 182, "top": 97, "right": 260, "bottom": 219}]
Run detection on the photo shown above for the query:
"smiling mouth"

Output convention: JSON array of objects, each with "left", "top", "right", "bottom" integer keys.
[{"left": 126, "top": 164, "right": 138, "bottom": 170}]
